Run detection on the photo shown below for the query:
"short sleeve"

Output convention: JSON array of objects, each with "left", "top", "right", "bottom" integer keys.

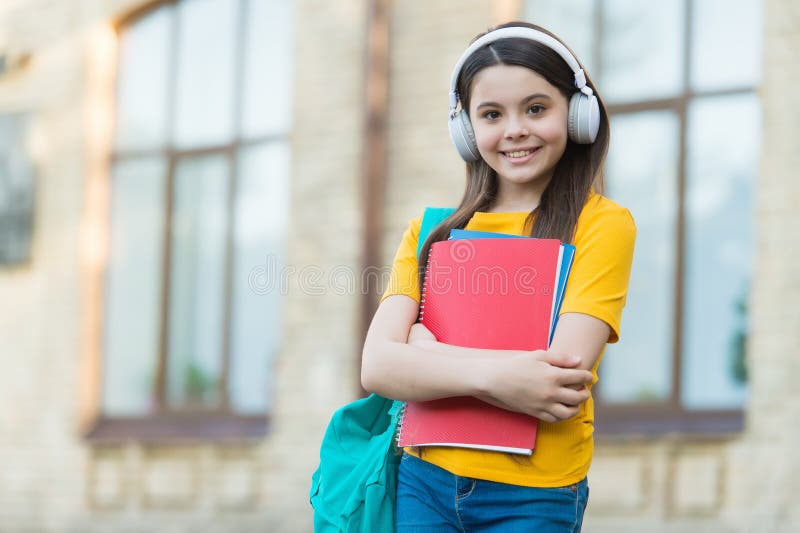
[
  {"left": 380, "top": 214, "right": 424, "bottom": 304},
  {"left": 559, "top": 197, "right": 637, "bottom": 343}
]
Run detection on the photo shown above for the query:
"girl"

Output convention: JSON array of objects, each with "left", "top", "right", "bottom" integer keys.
[{"left": 361, "top": 21, "right": 636, "bottom": 532}]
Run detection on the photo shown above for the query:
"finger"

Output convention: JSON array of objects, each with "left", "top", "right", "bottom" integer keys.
[
  {"left": 411, "top": 323, "right": 436, "bottom": 340},
  {"left": 554, "top": 368, "right": 594, "bottom": 386},
  {"left": 553, "top": 387, "right": 590, "bottom": 407},
  {"left": 547, "top": 403, "right": 580, "bottom": 421},
  {"left": 536, "top": 411, "right": 559, "bottom": 423},
  {"left": 538, "top": 351, "right": 581, "bottom": 368}
]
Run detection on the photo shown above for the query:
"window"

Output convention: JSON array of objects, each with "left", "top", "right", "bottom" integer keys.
[
  {"left": 88, "top": 0, "right": 292, "bottom": 441},
  {"left": 525, "top": 0, "right": 760, "bottom": 433},
  {"left": 0, "top": 113, "right": 35, "bottom": 266}
]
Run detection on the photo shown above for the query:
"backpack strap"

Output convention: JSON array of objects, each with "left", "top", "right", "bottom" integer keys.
[{"left": 416, "top": 207, "right": 456, "bottom": 258}]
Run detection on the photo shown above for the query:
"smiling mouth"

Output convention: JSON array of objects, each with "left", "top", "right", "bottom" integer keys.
[{"left": 501, "top": 147, "right": 540, "bottom": 158}]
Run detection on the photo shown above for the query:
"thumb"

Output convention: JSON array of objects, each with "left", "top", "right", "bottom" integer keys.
[{"left": 538, "top": 350, "right": 581, "bottom": 368}]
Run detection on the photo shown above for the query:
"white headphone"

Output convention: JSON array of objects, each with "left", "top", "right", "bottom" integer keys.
[{"left": 448, "top": 26, "right": 600, "bottom": 162}]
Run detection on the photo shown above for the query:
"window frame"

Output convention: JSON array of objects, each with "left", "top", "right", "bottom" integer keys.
[
  {"left": 584, "top": 0, "right": 755, "bottom": 436},
  {"left": 85, "top": 0, "right": 288, "bottom": 443}
]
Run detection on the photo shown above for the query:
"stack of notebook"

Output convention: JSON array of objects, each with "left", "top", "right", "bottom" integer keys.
[{"left": 396, "top": 229, "right": 575, "bottom": 455}]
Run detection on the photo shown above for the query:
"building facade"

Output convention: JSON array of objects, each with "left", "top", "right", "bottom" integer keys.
[{"left": 0, "top": 0, "right": 798, "bottom": 531}]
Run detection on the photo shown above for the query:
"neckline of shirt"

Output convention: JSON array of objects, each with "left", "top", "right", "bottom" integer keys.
[
  {"left": 471, "top": 192, "right": 599, "bottom": 218},
  {"left": 472, "top": 211, "right": 532, "bottom": 217}
]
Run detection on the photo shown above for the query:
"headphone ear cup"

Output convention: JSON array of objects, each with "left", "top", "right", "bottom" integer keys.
[
  {"left": 448, "top": 110, "right": 481, "bottom": 162},
  {"left": 568, "top": 92, "right": 600, "bottom": 144}
]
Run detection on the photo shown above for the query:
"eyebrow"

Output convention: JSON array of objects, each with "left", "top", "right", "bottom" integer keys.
[{"left": 475, "top": 93, "right": 552, "bottom": 110}]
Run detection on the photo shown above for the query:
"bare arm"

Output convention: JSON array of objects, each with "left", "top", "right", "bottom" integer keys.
[
  {"left": 548, "top": 312, "right": 611, "bottom": 372},
  {"left": 360, "top": 295, "right": 594, "bottom": 422},
  {"left": 405, "top": 322, "right": 519, "bottom": 360},
  {"left": 410, "top": 312, "right": 611, "bottom": 373},
  {"left": 360, "top": 295, "right": 493, "bottom": 401}
]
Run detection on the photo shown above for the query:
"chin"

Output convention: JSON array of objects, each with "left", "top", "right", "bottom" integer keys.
[{"left": 501, "top": 170, "right": 547, "bottom": 184}]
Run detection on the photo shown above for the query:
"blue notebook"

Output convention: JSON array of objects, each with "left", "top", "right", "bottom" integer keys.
[{"left": 448, "top": 228, "right": 575, "bottom": 344}]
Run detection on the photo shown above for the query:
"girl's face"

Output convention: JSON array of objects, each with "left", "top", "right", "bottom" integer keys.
[{"left": 468, "top": 64, "right": 569, "bottom": 191}]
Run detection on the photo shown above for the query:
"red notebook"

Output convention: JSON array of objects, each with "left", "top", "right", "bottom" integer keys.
[{"left": 397, "top": 238, "right": 564, "bottom": 455}]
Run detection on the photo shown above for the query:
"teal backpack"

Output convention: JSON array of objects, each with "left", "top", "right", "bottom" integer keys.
[{"left": 309, "top": 207, "right": 455, "bottom": 532}]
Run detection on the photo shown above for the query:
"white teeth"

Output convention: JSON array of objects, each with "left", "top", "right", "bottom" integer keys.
[{"left": 506, "top": 150, "right": 533, "bottom": 158}]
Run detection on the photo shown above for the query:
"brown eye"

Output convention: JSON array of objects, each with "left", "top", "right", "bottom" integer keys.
[{"left": 528, "top": 104, "right": 545, "bottom": 115}]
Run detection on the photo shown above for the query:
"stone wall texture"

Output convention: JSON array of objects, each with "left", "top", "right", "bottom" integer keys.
[{"left": 0, "top": 0, "right": 797, "bottom": 531}]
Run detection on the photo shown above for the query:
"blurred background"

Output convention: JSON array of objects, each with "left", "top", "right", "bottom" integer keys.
[{"left": 0, "top": 0, "right": 797, "bottom": 531}]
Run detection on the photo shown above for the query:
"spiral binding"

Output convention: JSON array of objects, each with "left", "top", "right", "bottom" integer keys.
[
  {"left": 398, "top": 253, "right": 435, "bottom": 449},
  {"left": 394, "top": 400, "right": 407, "bottom": 450},
  {"left": 417, "top": 251, "right": 433, "bottom": 323}
]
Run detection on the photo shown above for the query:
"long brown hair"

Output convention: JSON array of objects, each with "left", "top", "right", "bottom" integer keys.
[{"left": 416, "top": 21, "right": 610, "bottom": 291}]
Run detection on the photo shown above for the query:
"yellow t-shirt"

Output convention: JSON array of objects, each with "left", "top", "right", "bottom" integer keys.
[{"left": 380, "top": 192, "right": 636, "bottom": 487}]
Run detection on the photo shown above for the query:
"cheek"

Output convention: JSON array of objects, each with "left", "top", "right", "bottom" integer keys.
[
  {"left": 472, "top": 123, "right": 500, "bottom": 154},
  {"left": 537, "top": 117, "right": 569, "bottom": 146}
]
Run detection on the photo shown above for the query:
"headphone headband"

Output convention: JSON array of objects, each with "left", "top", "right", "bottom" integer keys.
[
  {"left": 448, "top": 26, "right": 592, "bottom": 114},
  {"left": 447, "top": 25, "right": 601, "bottom": 157}
]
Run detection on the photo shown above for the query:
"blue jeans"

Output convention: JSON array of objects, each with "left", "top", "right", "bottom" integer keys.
[{"left": 396, "top": 453, "right": 589, "bottom": 532}]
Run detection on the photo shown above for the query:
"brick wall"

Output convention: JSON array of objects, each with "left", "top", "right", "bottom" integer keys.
[
  {"left": 1, "top": 0, "right": 799, "bottom": 531},
  {"left": 1, "top": 0, "right": 367, "bottom": 531},
  {"left": 381, "top": 1, "right": 490, "bottom": 258}
]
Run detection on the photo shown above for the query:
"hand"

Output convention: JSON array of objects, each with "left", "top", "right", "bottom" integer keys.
[
  {"left": 407, "top": 322, "right": 437, "bottom": 346},
  {"left": 481, "top": 350, "right": 593, "bottom": 423},
  {"left": 544, "top": 350, "right": 591, "bottom": 391}
]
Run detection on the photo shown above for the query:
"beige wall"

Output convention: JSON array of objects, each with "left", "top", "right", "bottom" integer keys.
[
  {"left": 0, "top": 0, "right": 366, "bottom": 531},
  {"left": 0, "top": 0, "right": 798, "bottom": 531}
]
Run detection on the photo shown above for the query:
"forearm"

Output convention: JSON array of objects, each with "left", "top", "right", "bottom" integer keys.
[
  {"left": 360, "top": 297, "right": 594, "bottom": 420},
  {"left": 413, "top": 340, "right": 583, "bottom": 404},
  {"left": 410, "top": 339, "right": 520, "bottom": 360},
  {"left": 361, "top": 339, "right": 495, "bottom": 402},
  {"left": 549, "top": 313, "right": 611, "bottom": 372}
]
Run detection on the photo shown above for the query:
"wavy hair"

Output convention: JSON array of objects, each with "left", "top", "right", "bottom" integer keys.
[{"left": 416, "top": 21, "right": 610, "bottom": 292}]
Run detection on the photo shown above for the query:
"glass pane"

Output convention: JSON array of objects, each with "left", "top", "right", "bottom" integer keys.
[
  {"left": 229, "top": 142, "right": 290, "bottom": 413},
  {"left": 166, "top": 154, "right": 230, "bottom": 408},
  {"left": 601, "top": 0, "right": 684, "bottom": 103},
  {"left": 103, "top": 157, "right": 167, "bottom": 415},
  {"left": 691, "top": 0, "right": 762, "bottom": 91},
  {"left": 0, "top": 113, "right": 35, "bottom": 264},
  {"left": 523, "top": 0, "right": 597, "bottom": 75},
  {"left": 682, "top": 94, "right": 758, "bottom": 409},
  {"left": 173, "top": 0, "right": 238, "bottom": 148},
  {"left": 600, "top": 111, "right": 680, "bottom": 404},
  {"left": 241, "top": 0, "right": 293, "bottom": 138},
  {"left": 115, "top": 5, "right": 171, "bottom": 151}
]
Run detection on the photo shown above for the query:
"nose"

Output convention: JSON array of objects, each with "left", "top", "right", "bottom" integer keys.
[{"left": 504, "top": 115, "right": 530, "bottom": 139}]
